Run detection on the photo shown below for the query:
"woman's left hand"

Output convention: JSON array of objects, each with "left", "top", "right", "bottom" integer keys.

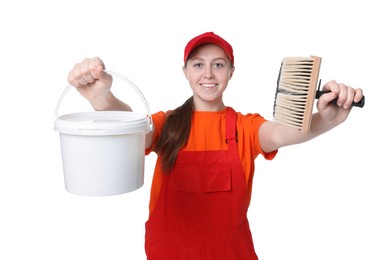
[{"left": 316, "top": 80, "right": 364, "bottom": 123}]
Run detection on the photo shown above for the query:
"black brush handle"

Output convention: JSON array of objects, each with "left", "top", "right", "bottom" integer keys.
[{"left": 316, "top": 91, "right": 365, "bottom": 108}]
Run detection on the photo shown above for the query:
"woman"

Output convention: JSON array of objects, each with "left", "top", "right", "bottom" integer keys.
[{"left": 67, "top": 32, "right": 364, "bottom": 259}]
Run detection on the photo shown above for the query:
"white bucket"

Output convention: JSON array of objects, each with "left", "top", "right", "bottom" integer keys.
[{"left": 54, "top": 70, "right": 153, "bottom": 196}]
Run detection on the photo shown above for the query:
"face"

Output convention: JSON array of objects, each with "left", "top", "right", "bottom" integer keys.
[{"left": 183, "top": 44, "right": 235, "bottom": 111}]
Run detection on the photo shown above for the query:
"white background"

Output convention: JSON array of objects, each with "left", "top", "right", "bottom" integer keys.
[{"left": 1, "top": 0, "right": 389, "bottom": 259}]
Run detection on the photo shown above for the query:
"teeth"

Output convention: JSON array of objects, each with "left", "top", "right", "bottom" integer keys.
[{"left": 201, "top": 84, "right": 216, "bottom": 87}]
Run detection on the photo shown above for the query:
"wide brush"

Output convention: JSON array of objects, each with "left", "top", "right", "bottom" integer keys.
[{"left": 273, "top": 55, "right": 365, "bottom": 133}]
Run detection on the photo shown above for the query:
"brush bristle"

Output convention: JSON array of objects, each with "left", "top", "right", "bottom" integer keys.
[{"left": 273, "top": 56, "right": 321, "bottom": 133}]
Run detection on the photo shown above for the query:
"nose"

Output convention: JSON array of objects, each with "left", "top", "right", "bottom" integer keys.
[{"left": 204, "top": 65, "right": 214, "bottom": 78}]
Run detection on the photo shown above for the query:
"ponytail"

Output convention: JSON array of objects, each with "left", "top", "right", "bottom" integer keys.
[{"left": 154, "top": 96, "right": 194, "bottom": 173}]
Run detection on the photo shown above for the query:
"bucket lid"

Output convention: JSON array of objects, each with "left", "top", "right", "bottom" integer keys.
[{"left": 55, "top": 111, "right": 151, "bottom": 136}]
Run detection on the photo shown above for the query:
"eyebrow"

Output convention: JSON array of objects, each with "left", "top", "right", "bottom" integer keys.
[{"left": 189, "top": 56, "right": 227, "bottom": 63}]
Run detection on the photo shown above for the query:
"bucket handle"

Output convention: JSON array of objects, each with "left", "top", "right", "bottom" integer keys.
[{"left": 54, "top": 70, "right": 153, "bottom": 131}]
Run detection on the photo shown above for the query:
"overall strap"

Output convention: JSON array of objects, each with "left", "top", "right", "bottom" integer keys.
[{"left": 225, "top": 107, "right": 238, "bottom": 144}]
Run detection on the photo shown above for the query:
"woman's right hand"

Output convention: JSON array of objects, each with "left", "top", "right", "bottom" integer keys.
[{"left": 67, "top": 57, "right": 114, "bottom": 110}]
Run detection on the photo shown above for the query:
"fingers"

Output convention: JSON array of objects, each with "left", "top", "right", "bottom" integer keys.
[
  {"left": 67, "top": 57, "right": 105, "bottom": 87},
  {"left": 321, "top": 80, "right": 363, "bottom": 109},
  {"left": 353, "top": 88, "right": 364, "bottom": 104}
]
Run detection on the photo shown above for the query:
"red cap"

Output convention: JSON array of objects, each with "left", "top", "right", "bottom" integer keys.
[{"left": 184, "top": 32, "right": 234, "bottom": 65}]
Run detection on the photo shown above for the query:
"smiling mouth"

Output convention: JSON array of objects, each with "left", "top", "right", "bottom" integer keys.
[{"left": 200, "top": 83, "right": 217, "bottom": 88}]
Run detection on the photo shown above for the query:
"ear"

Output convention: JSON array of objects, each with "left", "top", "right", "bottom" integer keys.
[
  {"left": 229, "top": 66, "right": 235, "bottom": 79},
  {"left": 182, "top": 66, "right": 189, "bottom": 80}
]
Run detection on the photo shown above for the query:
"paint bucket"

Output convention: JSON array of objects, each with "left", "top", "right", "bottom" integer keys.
[{"left": 54, "top": 70, "right": 153, "bottom": 196}]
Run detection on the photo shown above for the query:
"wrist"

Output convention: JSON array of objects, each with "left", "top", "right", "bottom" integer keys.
[
  {"left": 90, "top": 91, "right": 116, "bottom": 111},
  {"left": 90, "top": 91, "right": 131, "bottom": 111}
]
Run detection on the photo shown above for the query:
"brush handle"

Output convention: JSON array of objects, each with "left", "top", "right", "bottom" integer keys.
[{"left": 315, "top": 91, "right": 365, "bottom": 108}]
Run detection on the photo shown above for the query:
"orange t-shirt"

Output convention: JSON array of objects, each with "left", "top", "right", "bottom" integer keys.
[{"left": 146, "top": 108, "right": 277, "bottom": 215}]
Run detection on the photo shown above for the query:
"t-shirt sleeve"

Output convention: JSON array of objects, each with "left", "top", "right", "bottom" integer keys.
[
  {"left": 240, "top": 112, "right": 278, "bottom": 161},
  {"left": 256, "top": 122, "right": 278, "bottom": 160},
  {"left": 145, "top": 111, "right": 167, "bottom": 155}
]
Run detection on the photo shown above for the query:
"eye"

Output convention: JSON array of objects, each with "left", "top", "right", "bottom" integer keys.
[
  {"left": 214, "top": 63, "right": 224, "bottom": 69},
  {"left": 193, "top": 63, "right": 203, "bottom": 68}
]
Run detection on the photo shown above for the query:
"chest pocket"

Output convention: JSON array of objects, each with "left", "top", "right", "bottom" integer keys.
[{"left": 171, "top": 163, "right": 232, "bottom": 193}]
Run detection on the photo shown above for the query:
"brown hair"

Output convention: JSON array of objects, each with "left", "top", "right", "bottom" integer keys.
[{"left": 154, "top": 96, "right": 194, "bottom": 173}]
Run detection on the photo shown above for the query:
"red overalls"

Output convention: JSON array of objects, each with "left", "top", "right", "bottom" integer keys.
[{"left": 145, "top": 107, "right": 258, "bottom": 260}]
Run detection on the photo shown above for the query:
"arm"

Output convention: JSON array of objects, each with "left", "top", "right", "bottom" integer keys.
[
  {"left": 67, "top": 57, "right": 155, "bottom": 148},
  {"left": 67, "top": 57, "right": 131, "bottom": 111},
  {"left": 259, "top": 80, "right": 364, "bottom": 153}
]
